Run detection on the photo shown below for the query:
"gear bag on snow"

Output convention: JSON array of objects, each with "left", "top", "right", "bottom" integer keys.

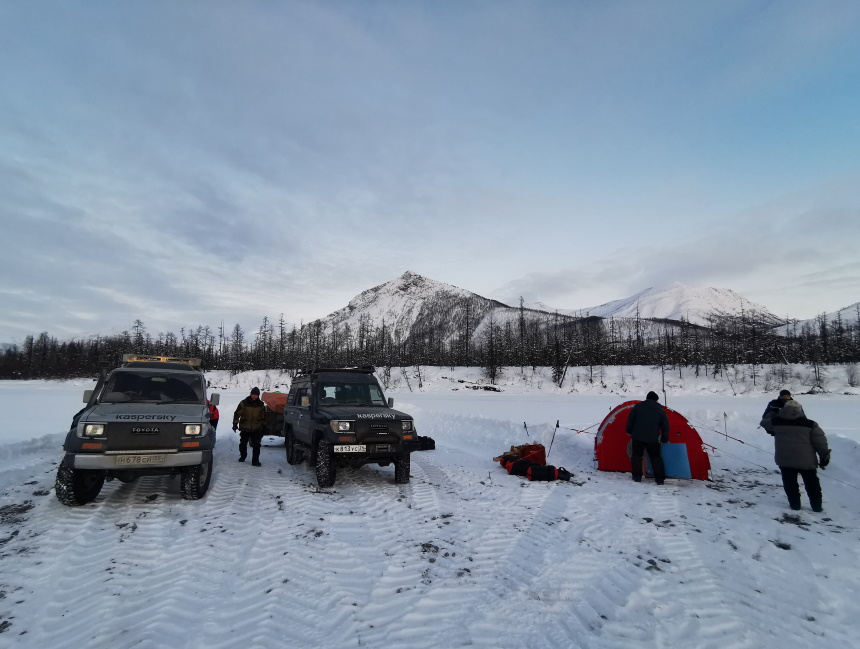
[
  {"left": 526, "top": 465, "right": 573, "bottom": 482},
  {"left": 506, "top": 458, "right": 537, "bottom": 476}
]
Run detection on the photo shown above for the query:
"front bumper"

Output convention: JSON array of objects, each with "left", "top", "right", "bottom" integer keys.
[{"left": 66, "top": 450, "right": 210, "bottom": 470}]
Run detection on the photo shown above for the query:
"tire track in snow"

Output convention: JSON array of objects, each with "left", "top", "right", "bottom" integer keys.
[
  {"left": 3, "top": 408, "right": 855, "bottom": 649},
  {"left": 657, "top": 473, "right": 859, "bottom": 649},
  {"left": 462, "top": 477, "right": 657, "bottom": 649},
  {"left": 612, "top": 487, "right": 758, "bottom": 649},
  {"left": 360, "top": 446, "right": 493, "bottom": 649}
]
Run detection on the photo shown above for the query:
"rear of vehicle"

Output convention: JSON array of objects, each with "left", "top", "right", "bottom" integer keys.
[{"left": 55, "top": 355, "right": 219, "bottom": 506}]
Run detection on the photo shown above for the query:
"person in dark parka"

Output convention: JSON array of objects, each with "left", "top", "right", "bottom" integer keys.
[
  {"left": 233, "top": 387, "right": 267, "bottom": 466},
  {"left": 626, "top": 391, "right": 671, "bottom": 484},
  {"left": 760, "top": 399, "right": 830, "bottom": 512}
]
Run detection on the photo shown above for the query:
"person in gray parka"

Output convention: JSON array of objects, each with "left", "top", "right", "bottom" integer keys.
[
  {"left": 760, "top": 399, "right": 831, "bottom": 512},
  {"left": 626, "top": 391, "right": 671, "bottom": 484}
]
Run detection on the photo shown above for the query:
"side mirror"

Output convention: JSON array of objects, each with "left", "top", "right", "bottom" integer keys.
[
  {"left": 209, "top": 393, "right": 220, "bottom": 406},
  {"left": 387, "top": 397, "right": 394, "bottom": 407},
  {"left": 83, "top": 390, "right": 93, "bottom": 403},
  {"left": 301, "top": 396, "right": 310, "bottom": 407}
]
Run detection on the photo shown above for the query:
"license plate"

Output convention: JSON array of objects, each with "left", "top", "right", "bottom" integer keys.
[
  {"left": 116, "top": 455, "right": 165, "bottom": 465},
  {"left": 334, "top": 445, "right": 366, "bottom": 453}
]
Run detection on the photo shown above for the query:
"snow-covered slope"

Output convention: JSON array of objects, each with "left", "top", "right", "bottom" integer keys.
[
  {"left": 316, "top": 271, "right": 508, "bottom": 342},
  {"left": 312, "top": 275, "right": 792, "bottom": 349},
  {"left": 776, "top": 301, "right": 860, "bottom": 335},
  {"left": 552, "top": 283, "right": 781, "bottom": 326}
]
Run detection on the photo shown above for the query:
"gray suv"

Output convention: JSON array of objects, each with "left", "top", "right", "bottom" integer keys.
[
  {"left": 55, "top": 354, "right": 219, "bottom": 506},
  {"left": 283, "top": 367, "right": 419, "bottom": 487}
]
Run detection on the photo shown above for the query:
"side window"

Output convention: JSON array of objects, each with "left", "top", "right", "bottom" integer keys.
[{"left": 287, "top": 385, "right": 298, "bottom": 406}]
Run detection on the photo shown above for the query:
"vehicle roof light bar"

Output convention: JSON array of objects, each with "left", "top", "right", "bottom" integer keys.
[{"left": 122, "top": 354, "right": 202, "bottom": 368}]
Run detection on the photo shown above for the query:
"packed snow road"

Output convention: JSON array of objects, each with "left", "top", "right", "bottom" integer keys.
[{"left": 0, "top": 376, "right": 859, "bottom": 648}]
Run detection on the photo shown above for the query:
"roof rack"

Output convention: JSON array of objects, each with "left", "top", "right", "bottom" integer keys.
[
  {"left": 297, "top": 366, "right": 376, "bottom": 376},
  {"left": 122, "top": 354, "right": 203, "bottom": 369}
]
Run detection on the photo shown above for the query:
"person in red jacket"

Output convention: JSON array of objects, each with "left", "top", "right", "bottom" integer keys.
[{"left": 208, "top": 400, "right": 220, "bottom": 430}]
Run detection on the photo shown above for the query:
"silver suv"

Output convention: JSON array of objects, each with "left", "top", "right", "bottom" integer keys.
[{"left": 55, "top": 354, "right": 219, "bottom": 506}]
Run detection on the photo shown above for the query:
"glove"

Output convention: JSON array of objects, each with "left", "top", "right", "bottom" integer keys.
[
  {"left": 232, "top": 425, "right": 238, "bottom": 432},
  {"left": 661, "top": 435, "right": 669, "bottom": 444},
  {"left": 819, "top": 454, "right": 830, "bottom": 469}
]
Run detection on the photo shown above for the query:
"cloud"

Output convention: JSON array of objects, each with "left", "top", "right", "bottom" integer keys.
[
  {"left": 1, "top": 3, "right": 859, "bottom": 342},
  {"left": 494, "top": 176, "right": 860, "bottom": 316}
]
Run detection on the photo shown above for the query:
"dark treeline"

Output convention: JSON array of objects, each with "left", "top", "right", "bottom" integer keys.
[{"left": 2, "top": 304, "right": 859, "bottom": 383}]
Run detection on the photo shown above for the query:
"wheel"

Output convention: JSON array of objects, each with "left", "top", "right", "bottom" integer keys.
[
  {"left": 180, "top": 455, "right": 213, "bottom": 500},
  {"left": 394, "top": 454, "right": 411, "bottom": 484},
  {"left": 315, "top": 438, "right": 336, "bottom": 488},
  {"left": 55, "top": 464, "right": 105, "bottom": 506},
  {"left": 285, "top": 427, "right": 303, "bottom": 466}
]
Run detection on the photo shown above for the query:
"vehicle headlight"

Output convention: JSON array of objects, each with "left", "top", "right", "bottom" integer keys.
[
  {"left": 330, "top": 420, "right": 354, "bottom": 433},
  {"left": 184, "top": 424, "right": 202, "bottom": 436},
  {"left": 84, "top": 424, "right": 105, "bottom": 437},
  {"left": 402, "top": 421, "right": 414, "bottom": 432}
]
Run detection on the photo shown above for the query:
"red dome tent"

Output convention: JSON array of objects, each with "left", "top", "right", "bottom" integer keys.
[{"left": 594, "top": 400, "right": 711, "bottom": 480}]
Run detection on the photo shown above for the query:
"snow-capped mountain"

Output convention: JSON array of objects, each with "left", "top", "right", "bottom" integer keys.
[
  {"left": 317, "top": 271, "right": 508, "bottom": 341},
  {"left": 538, "top": 283, "right": 782, "bottom": 327},
  {"left": 312, "top": 275, "right": 791, "bottom": 346}
]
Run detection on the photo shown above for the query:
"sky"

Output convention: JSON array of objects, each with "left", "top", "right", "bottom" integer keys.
[{"left": 2, "top": 0, "right": 860, "bottom": 344}]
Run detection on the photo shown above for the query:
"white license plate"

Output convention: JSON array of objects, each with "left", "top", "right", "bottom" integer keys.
[
  {"left": 115, "top": 454, "right": 166, "bottom": 465},
  {"left": 334, "top": 445, "right": 366, "bottom": 453}
]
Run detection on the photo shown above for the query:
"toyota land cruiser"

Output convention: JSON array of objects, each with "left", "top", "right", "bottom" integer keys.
[
  {"left": 282, "top": 367, "right": 419, "bottom": 487},
  {"left": 55, "top": 354, "right": 219, "bottom": 506}
]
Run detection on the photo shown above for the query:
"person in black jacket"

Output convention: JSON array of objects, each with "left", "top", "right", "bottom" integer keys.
[
  {"left": 626, "top": 391, "right": 671, "bottom": 484},
  {"left": 760, "top": 399, "right": 830, "bottom": 512}
]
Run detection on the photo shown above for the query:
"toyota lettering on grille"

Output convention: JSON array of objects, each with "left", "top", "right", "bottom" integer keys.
[{"left": 131, "top": 426, "right": 160, "bottom": 434}]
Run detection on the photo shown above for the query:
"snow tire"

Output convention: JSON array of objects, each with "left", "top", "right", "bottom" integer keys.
[
  {"left": 285, "top": 427, "right": 303, "bottom": 466},
  {"left": 315, "top": 438, "right": 336, "bottom": 488},
  {"left": 55, "top": 464, "right": 105, "bottom": 507},
  {"left": 180, "top": 456, "right": 213, "bottom": 500},
  {"left": 394, "top": 454, "right": 411, "bottom": 484}
]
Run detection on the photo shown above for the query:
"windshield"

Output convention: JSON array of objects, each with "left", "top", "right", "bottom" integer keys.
[
  {"left": 316, "top": 381, "right": 386, "bottom": 407},
  {"left": 100, "top": 371, "right": 205, "bottom": 404}
]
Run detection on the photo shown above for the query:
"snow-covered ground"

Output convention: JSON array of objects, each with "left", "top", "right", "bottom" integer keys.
[{"left": 1, "top": 365, "right": 859, "bottom": 648}]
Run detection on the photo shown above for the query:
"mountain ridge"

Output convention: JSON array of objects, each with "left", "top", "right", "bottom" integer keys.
[
  {"left": 532, "top": 282, "right": 783, "bottom": 327},
  {"left": 308, "top": 272, "right": 808, "bottom": 346}
]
